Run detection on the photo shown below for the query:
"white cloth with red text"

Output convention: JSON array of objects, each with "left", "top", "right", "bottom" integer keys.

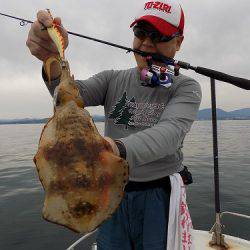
[{"left": 167, "top": 173, "right": 194, "bottom": 250}]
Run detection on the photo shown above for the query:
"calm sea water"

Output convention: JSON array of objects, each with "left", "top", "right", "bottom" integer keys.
[{"left": 0, "top": 121, "right": 249, "bottom": 250}]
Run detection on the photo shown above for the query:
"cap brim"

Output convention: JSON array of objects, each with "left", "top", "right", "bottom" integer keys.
[{"left": 130, "top": 15, "right": 179, "bottom": 36}]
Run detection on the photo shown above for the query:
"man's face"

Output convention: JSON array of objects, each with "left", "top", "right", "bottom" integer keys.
[{"left": 133, "top": 22, "right": 184, "bottom": 71}]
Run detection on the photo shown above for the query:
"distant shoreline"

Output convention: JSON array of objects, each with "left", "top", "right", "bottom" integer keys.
[
  {"left": 0, "top": 118, "right": 249, "bottom": 125},
  {"left": 0, "top": 115, "right": 105, "bottom": 125},
  {"left": 1, "top": 108, "right": 250, "bottom": 125}
]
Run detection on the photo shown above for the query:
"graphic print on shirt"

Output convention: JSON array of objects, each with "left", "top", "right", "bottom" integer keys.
[{"left": 108, "top": 92, "right": 166, "bottom": 129}]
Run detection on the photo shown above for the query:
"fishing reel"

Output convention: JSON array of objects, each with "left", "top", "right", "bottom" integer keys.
[{"left": 140, "top": 56, "right": 180, "bottom": 88}]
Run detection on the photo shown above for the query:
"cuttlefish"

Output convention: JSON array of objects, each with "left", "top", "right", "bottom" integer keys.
[{"left": 33, "top": 19, "right": 128, "bottom": 233}]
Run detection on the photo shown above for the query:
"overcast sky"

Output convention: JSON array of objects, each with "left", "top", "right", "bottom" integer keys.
[{"left": 0, "top": 0, "right": 250, "bottom": 119}]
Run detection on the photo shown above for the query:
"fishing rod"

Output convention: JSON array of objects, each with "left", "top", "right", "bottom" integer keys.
[{"left": 1, "top": 11, "right": 250, "bottom": 90}]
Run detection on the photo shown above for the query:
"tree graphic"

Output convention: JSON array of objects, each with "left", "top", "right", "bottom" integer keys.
[
  {"left": 108, "top": 92, "right": 128, "bottom": 120},
  {"left": 128, "top": 97, "right": 136, "bottom": 127},
  {"left": 115, "top": 97, "right": 136, "bottom": 129}
]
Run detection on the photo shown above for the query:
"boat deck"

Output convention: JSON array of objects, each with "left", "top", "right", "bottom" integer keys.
[{"left": 193, "top": 230, "right": 250, "bottom": 250}]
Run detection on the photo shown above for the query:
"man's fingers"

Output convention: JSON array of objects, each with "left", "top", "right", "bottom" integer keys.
[
  {"left": 27, "top": 10, "right": 69, "bottom": 61},
  {"left": 37, "top": 10, "right": 53, "bottom": 28},
  {"left": 32, "top": 21, "right": 52, "bottom": 41},
  {"left": 35, "top": 14, "right": 69, "bottom": 49},
  {"left": 54, "top": 17, "right": 61, "bottom": 26},
  {"left": 30, "top": 36, "right": 59, "bottom": 53},
  {"left": 26, "top": 36, "right": 59, "bottom": 61},
  {"left": 103, "top": 137, "right": 120, "bottom": 156},
  {"left": 26, "top": 39, "right": 47, "bottom": 61}
]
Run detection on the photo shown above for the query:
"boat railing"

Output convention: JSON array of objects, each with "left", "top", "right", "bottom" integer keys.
[
  {"left": 220, "top": 211, "right": 250, "bottom": 220},
  {"left": 208, "top": 210, "right": 250, "bottom": 248},
  {"left": 210, "top": 211, "right": 250, "bottom": 234},
  {"left": 66, "top": 229, "right": 97, "bottom": 250}
]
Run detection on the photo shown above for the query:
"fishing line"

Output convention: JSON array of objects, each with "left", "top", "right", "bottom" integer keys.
[
  {"left": 1, "top": 11, "right": 250, "bottom": 90},
  {"left": 0, "top": 12, "right": 157, "bottom": 60},
  {"left": 0, "top": 11, "right": 195, "bottom": 67}
]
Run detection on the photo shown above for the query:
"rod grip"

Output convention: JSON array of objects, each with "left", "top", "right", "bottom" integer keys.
[{"left": 195, "top": 67, "right": 250, "bottom": 90}]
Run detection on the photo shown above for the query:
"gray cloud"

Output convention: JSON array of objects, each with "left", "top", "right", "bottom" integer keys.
[{"left": 0, "top": 0, "right": 250, "bottom": 119}]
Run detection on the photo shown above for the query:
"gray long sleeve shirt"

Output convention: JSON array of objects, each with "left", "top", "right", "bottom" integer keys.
[{"left": 43, "top": 67, "right": 202, "bottom": 182}]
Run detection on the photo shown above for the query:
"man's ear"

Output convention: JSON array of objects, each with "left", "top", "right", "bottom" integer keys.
[{"left": 176, "top": 36, "right": 184, "bottom": 51}]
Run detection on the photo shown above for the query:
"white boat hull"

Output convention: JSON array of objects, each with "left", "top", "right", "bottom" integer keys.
[{"left": 69, "top": 229, "right": 250, "bottom": 250}]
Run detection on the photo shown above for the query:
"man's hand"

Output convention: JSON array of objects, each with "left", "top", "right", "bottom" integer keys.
[
  {"left": 26, "top": 10, "right": 68, "bottom": 62},
  {"left": 26, "top": 10, "right": 69, "bottom": 79},
  {"left": 104, "top": 137, "right": 120, "bottom": 156}
]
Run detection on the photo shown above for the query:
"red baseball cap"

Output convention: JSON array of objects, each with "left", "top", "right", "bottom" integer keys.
[{"left": 130, "top": 0, "right": 185, "bottom": 36}]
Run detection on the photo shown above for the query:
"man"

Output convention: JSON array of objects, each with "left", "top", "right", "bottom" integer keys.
[{"left": 27, "top": 0, "right": 201, "bottom": 249}]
